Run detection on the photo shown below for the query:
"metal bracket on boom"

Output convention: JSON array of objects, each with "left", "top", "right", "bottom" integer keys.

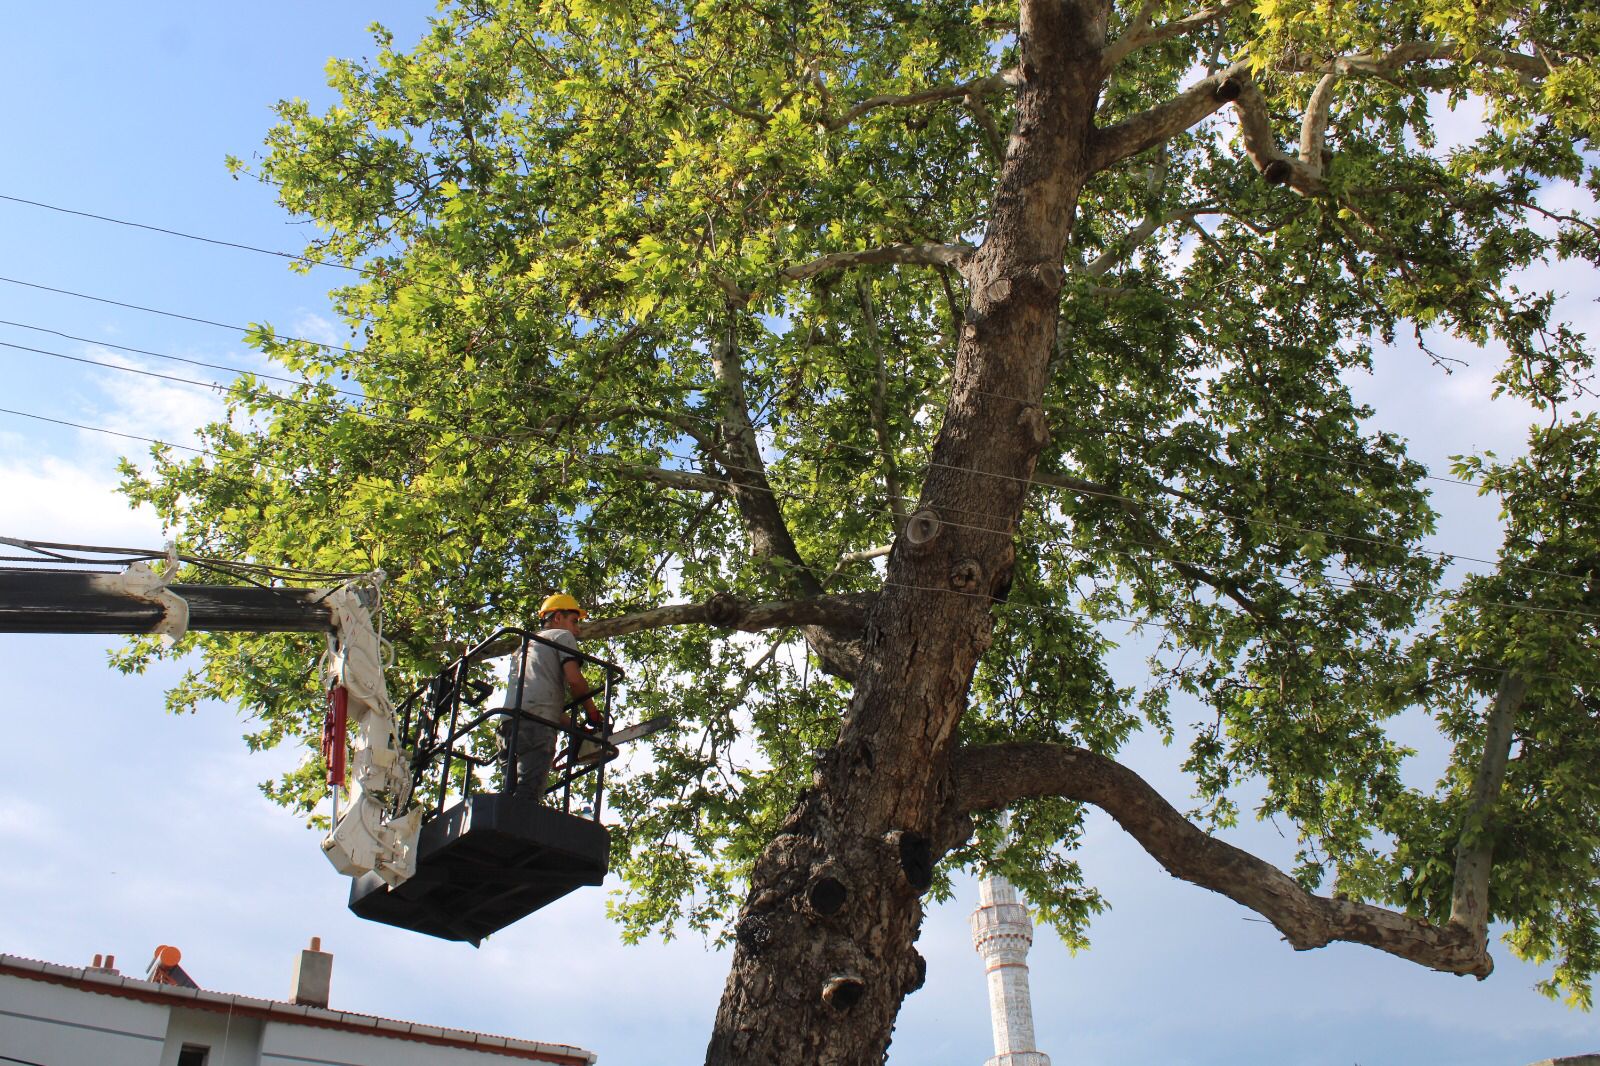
[{"left": 105, "top": 543, "right": 188, "bottom": 646}]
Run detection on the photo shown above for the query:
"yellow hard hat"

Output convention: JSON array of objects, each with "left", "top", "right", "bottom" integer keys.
[{"left": 538, "top": 592, "right": 588, "bottom": 619}]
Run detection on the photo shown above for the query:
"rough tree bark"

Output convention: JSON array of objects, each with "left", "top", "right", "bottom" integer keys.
[{"left": 704, "top": 1, "right": 1104, "bottom": 1060}]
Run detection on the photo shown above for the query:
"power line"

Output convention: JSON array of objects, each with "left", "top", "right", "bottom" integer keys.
[
  {"left": 14, "top": 186, "right": 1597, "bottom": 560},
  {"left": 7, "top": 390, "right": 1598, "bottom": 631},
  {"left": 0, "top": 191, "right": 367, "bottom": 277},
  {"left": 0, "top": 261, "right": 1561, "bottom": 537},
  {"left": 0, "top": 274, "right": 366, "bottom": 357},
  {"left": 0, "top": 404, "right": 306, "bottom": 476},
  {"left": 1, "top": 221, "right": 1589, "bottom": 588},
  {"left": 4, "top": 403, "right": 1590, "bottom": 687},
  {"left": 1, "top": 190, "right": 1529, "bottom": 503},
  {"left": 1, "top": 190, "right": 1550, "bottom": 503},
  {"left": 9, "top": 326, "right": 1597, "bottom": 595},
  {"left": 7, "top": 273, "right": 1575, "bottom": 585},
  {"left": 0, "top": 319, "right": 369, "bottom": 400}
]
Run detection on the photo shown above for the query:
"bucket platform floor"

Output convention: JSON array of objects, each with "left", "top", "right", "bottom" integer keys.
[{"left": 348, "top": 793, "right": 609, "bottom": 944}]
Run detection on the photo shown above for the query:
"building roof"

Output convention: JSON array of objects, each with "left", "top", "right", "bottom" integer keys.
[{"left": 0, "top": 952, "right": 595, "bottom": 1065}]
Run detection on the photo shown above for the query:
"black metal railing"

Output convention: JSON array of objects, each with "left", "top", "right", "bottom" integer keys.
[{"left": 395, "top": 627, "right": 626, "bottom": 822}]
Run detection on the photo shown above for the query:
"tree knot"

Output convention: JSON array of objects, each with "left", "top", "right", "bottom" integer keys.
[
  {"left": 949, "top": 558, "right": 983, "bottom": 593},
  {"left": 1016, "top": 404, "right": 1050, "bottom": 447},
  {"left": 706, "top": 592, "right": 743, "bottom": 628}
]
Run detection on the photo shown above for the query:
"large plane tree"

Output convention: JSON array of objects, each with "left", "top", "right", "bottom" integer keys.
[{"left": 122, "top": 0, "right": 1600, "bottom": 1061}]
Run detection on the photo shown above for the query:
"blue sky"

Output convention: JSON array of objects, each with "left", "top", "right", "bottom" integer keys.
[{"left": 1, "top": 4, "right": 1598, "bottom": 1064}]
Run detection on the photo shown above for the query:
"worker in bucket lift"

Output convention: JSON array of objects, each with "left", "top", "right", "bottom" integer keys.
[{"left": 501, "top": 593, "right": 604, "bottom": 801}]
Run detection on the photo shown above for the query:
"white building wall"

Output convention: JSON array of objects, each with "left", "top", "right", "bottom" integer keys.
[
  {"left": 159, "top": 1005, "right": 265, "bottom": 1066},
  {"left": 260, "top": 1020, "right": 556, "bottom": 1066},
  {"left": 0, "top": 971, "right": 168, "bottom": 1066},
  {"left": 1, "top": 957, "right": 589, "bottom": 1066}
]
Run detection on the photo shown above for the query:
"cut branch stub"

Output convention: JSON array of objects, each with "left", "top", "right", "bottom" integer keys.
[
  {"left": 904, "top": 508, "right": 942, "bottom": 548},
  {"left": 821, "top": 973, "right": 866, "bottom": 1011},
  {"left": 1016, "top": 404, "right": 1050, "bottom": 447},
  {"left": 905, "top": 951, "right": 927, "bottom": 994},
  {"left": 890, "top": 830, "right": 935, "bottom": 893},
  {"left": 806, "top": 874, "right": 849, "bottom": 917}
]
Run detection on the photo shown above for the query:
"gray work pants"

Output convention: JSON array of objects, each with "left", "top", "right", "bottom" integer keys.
[{"left": 500, "top": 709, "right": 559, "bottom": 800}]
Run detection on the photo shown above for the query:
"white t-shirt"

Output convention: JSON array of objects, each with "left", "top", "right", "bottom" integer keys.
[{"left": 506, "top": 627, "right": 580, "bottom": 715}]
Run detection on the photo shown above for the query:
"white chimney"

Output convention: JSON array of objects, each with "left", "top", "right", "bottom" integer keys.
[{"left": 291, "top": 937, "right": 332, "bottom": 1008}]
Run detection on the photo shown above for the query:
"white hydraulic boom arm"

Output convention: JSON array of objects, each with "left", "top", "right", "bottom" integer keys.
[
  {"left": 318, "top": 585, "right": 423, "bottom": 887},
  {"left": 0, "top": 548, "right": 422, "bottom": 888}
]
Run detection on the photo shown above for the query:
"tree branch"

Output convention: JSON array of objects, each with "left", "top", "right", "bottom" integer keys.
[
  {"left": 629, "top": 465, "right": 732, "bottom": 495},
  {"left": 1285, "top": 42, "right": 1550, "bottom": 86},
  {"left": 1449, "top": 670, "right": 1528, "bottom": 938},
  {"left": 857, "top": 279, "right": 907, "bottom": 528},
  {"left": 818, "top": 70, "right": 1022, "bottom": 131},
  {"left": 964, "top": 93, "right": 1008, "bottom": 162},
  {"left": 710, "top": 319, "right": 822, "bottom": 598},
  {"left": 1031, "top": 471, "right": 1271, "bottom": 621},
  {"left": 1070, "top": 149, "right": 1220, "bottom": 278},
  {"left": 780, "top": 243, "right": 976, "bottom": 284},
  {"left": 576, "top": 403, "right": 720, "bottom": 453},
  {"left": 462, "top": 593, "right": 873, "bottom": 665},
  {"left": 1104, "top": 0, "right": 1246, "bottom": 68},
  {"left": 1093, "top": 41, "right": 1553, "bottom": 186},
  {"left": 708, "top": 316, "right": 871, "bottom": 679},
  {"left": 1090, "top": 60, "right": 1251, "bottom": 175},
  {"left": 1230, "top": 79, "right": 1329, "bottom": 196},
  {"left": 1298, "top": 72, "right": 1339, "bottom": 180},
  {"left": 582, "top": 591, "right": 873, "bottom": 640},
  {"left": 954, "top": 742, "right": 1494, "bottom": 977}
]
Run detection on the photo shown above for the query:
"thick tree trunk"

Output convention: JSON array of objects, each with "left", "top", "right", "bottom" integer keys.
[{"left": 704, "top": 4, "right": 1105, "bottom": 1062}]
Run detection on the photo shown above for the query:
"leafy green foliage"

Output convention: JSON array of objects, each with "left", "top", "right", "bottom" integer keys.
[{"left": 125, "top": 0, "right": 1600, "bottom": 1000}]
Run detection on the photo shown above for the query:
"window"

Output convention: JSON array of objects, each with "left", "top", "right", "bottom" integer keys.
[{"left": 176, "top": 1046, "right": 209, "bottom": 1066}]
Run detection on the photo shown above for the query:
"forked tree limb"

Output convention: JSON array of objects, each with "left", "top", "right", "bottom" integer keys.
[
  {"left": 953, "top": 741, "right": 1494, "bottom": 977},
  {"left": 1103, "top": 0, "right": 1248, "bottom": 68},
  {"left": 1091, "top": 41, "right": 1552, "bottom": 183},
  {"left": 1228, "top": 80, "right": 1329, "bottom": 196},
  {"left": 1089, "top": 60, "right": 1251, "bottom": 175}
]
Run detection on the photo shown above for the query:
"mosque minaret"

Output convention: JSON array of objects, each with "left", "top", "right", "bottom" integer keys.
[{"left": 969, "top": 873, "right": 1052, "bottom": 1066}]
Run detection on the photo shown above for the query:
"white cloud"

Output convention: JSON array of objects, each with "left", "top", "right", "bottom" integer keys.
[
  {"left": 84, "top": 348, "right": 230, "bottom": 452},
  {"left": 0, "top": 453, "right": 165, "bottom": 546},
  {"left": 0, "top": 796, "right": 58, "bottom": 845},
  {"left": 293, "top": 311, "right": 347, "bottom": 352}
]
